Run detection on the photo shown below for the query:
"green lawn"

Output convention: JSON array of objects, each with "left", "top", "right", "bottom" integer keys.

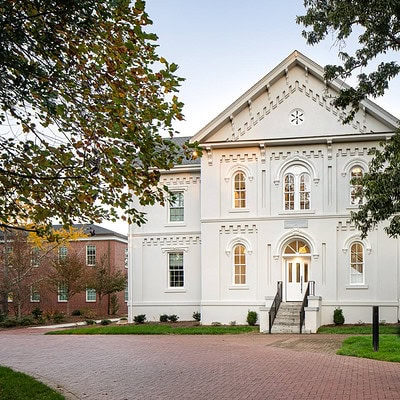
[
  {"left": 46, "top": 324, "right": 259, "bottom": 335},
  {"left": 337, "top": 335, "right": 400, "bottom": 362},
  {"left": 317, "top": 324, "right": 399, "bottom": 334},
  {"left": 317, "top": 324, "right": 400, "bottom": 362},
  {"left": 0, "top": 366, "right": 64, "bottom": 400}
]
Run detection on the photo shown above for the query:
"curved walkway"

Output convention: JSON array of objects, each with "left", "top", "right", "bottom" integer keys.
[{"left": 0, "top": 328, "right": 399, "bottom": 399}]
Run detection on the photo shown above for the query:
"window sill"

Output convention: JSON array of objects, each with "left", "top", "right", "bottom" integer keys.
[
  {"left": 345, "top": 284, "right": 368, "bottom": 290},
  {"left": 57, "top": 300, "right": 68, "bottom": 303},
  {"left": 86, "top": 300, "right": 96, "bottom": 303},
  {"left": 30, "top": 300, "right": 40, "bottom": 303},
  {"left": 229, "top": 208, "right": 249, "bottom": 213},
  {"left": 228, "top": 285, "right": 249, "bottom": 290},
  {"left": 165, "top": 222, "right": 186, "bottom": 227},
  {"left": 164, "top": 288, "right": 186, "bottom": 293},
  {"left": 279, "top": 210, "right": 315, "bottom": 215}
]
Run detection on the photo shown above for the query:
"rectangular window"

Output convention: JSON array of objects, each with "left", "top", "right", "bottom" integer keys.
[
  {"left": 169, "top": 192, "right": 184, "bottom": 222},
  {"left": 169, "top": 252, "right": 184, "bottom": 287},
  {"left": 124, "top": 247, "right": 128, "bottom": 268},
  {"left": 58, "top": 283, "right": 68, "bottom": 302},
  {"left": 86, "top": 245, "right": 96, "bottom": 266},
  {"left": 7, "top": 293, "right": 13, "bottom": 303},
  {"left": 86, "top": 288, "right": 96, "bottom": 302},
  {"left": 31, "top": 247, "right": 40, "bottom": 268},
  {"left": 288, "top": 262, "right": 293, "bottom": 283},
  {"left": 59, "top": 246, "right": 68, "bottom": 261},
  {"left": 30, "top": 287, "right": 40, "bottom": 302},
  {"left": 124, "top": 285, "right": 128, "bottom": 302}
]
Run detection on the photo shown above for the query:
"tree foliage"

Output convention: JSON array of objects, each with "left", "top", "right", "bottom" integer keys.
[
  {"left": 0, "top": 227, "right": 82, "bottom": 317},
  {"left": 0, "top": 0, "right": 196, "bottom": 235},
  {"left": 351, "top": 132, "right": 400, "bottom": 238},
  {"left": 86, "top": 254, "right": 127, "bottom": 313},
  {"left": 46, "top": 252, "right": 90, "bottom": 315},
  {"left": 297, "top": 0, "right": 400, "bottom": 123},
  {"left": 298, "top": 0, "right": 400, "bottom": 237}
]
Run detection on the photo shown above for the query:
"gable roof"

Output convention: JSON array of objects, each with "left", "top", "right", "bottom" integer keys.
[
  {"left": 191, "top": 50, "right": 399, "bottom": 144},
  {"left": 53, "top": 224, "right": 127, "bottom": 242},
  {"left": 171, "top": 136, "right": 201, "bottom": 165}
]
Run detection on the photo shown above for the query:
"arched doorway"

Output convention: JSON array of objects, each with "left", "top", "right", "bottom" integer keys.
[{"left": 283, "top": 239, "right": 311, "bottom": 301}]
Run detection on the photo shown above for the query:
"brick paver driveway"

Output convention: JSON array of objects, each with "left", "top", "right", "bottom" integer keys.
[{"left": 0, "top": 329, "right": 399, "bottom": 399}]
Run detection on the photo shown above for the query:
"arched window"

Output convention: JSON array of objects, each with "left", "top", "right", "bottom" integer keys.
[
  {"left": 283, "top": 167, "right": 310, "bottom": 210},
  {"left": 233, "top": 244, "right": 246, "bottom": 284},
  {"left": 284, "top": 239, "right": 310, "bottom": 255},
  {"left": 233, "top": 172, "right": 246, "bottom": 208},
  {"left": 350, "top": 167, "right": 363, "bottom": 205},
  {"left": 350, "top": 242, "right": 364, "bottom": 284},
  {"left": 299, "top": 173, "right": 310, "bottom": 210},
  {"left": 284, "top": 174, "right": 294, "bottom": 210}
]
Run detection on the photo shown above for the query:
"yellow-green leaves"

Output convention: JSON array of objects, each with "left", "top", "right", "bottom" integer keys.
[{"left": 0, "top": 0, "right": 188, "bottom": 234}]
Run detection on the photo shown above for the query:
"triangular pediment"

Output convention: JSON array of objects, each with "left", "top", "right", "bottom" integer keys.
[{"left": 192, "top": 51, "right": 398, "bottom": 145}]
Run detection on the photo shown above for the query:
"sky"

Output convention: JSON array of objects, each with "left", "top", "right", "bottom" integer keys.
[{"left": 102, "top": 0, "right": 400, "bottom": 235}]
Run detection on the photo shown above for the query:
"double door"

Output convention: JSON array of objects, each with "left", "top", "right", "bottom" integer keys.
[{"left": 286, "top": 258, "right": 310, "bottom": 301}]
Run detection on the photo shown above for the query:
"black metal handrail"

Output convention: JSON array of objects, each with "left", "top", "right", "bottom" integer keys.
[
  {"left": 268, "top": 281, "right": 283, "bottom": 334},
  {"left": 299, "top": 281, "right": 315, "bottom": 334}
]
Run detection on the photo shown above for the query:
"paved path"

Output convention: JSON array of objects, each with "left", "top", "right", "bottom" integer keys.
[{"left": 0, "top": 328, "right": 399, "bottom": 399}]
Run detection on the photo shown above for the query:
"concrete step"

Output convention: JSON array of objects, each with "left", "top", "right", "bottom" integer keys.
[
  {"left": 271, "top": 324, "right": 301, "bottom": 334},
  {"left": 270, "top": 302, "right": 303, "bottom": 333}
]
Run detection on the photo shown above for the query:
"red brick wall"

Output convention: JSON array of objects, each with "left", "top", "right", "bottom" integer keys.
[{"left": 4, "top": 237, "right": 128, "bottom": 318}]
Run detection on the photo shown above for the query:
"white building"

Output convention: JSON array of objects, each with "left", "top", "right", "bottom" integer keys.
[{"left": 128, "top": 51, "right": 400, "bottom": 332}]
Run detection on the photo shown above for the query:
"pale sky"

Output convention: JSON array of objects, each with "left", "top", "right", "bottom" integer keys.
[{"left": 103, "top": 0, "right": 400, "bottom": 235}]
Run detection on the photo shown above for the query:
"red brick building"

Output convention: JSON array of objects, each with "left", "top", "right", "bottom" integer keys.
[{"left": 2, "top": 224, "right": 128, "bottom": 318}]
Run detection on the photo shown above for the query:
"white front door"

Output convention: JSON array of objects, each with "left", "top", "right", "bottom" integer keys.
[{"left": 286, "top": 258, "right": 310, "bottom": 301}]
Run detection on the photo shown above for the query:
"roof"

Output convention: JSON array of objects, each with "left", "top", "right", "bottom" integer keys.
[
  {"left": 191, "top": 50, "right": 399, "bottom": 144},
  {"left": 170, "top": 136, "right": 201, "bottom": 165},
  {"left": 52, "top": 224, "right": 127, "bottom": 241}
]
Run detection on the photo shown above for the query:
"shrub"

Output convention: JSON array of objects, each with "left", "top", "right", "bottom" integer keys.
[
  {"left": 20, "top": 317, "right": 33, "bottom": 326},
  {"left": 211, "top": 321, "right": 221, "bottom": 326},
  {"left": 333, "top": 308, "right": 345, "bottom": 325},
  {"left": 100, "top": 319, "right": 112, "bottom": 325},
  {"left": 133, "top": 314, "right": 146, "bottom": 324},
  {"left": 85, "top": 319, "right": 96, "bottom": 325},
  {"left": 43, "top": 310, "right": 56, "bottom": 321},
  {"left": 31, "top": 307, "right": 43, "bottom": 319},
  {"left": 0, "top": 312, "right": 7, "bottom": 323},
  {"left": 167, "top": 314, "right": 179, "bottom": 323},
  {"left": 52, "top": 312, "right": 66, "bottom": 324},
  {"left": 71, "top": 309, "right": 82, "bottom": 316},
  {"left": 230, "top": 321, "right": 237, "bottom": 326},
  {"left": 1, "top": 319, "right": 18, "bottom": 328},
  {"left": 82, "top": 308, "right": 97, "bottom": 319},
  {"left": 246, "top": 310, "right": 258, "bottom": 326},
  {"left": 159, "top": 314, "right": 168, "bottom": 322},
  {"left": 192, "top": 311, "right": 201, "bottom": 322}
]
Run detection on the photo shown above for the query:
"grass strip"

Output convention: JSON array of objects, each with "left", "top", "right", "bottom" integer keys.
[
  {"left": 317, "top": 324, "right": 399, "bottom": 335},
  {"left": 46, "top": 324, "right": 259, "bottom": 335},
  {"left": 337, "top": 335, "right": 400, "bottom": 362},
  {"left": 0, "top": 366, "right": 64, "bottom": 400}
]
